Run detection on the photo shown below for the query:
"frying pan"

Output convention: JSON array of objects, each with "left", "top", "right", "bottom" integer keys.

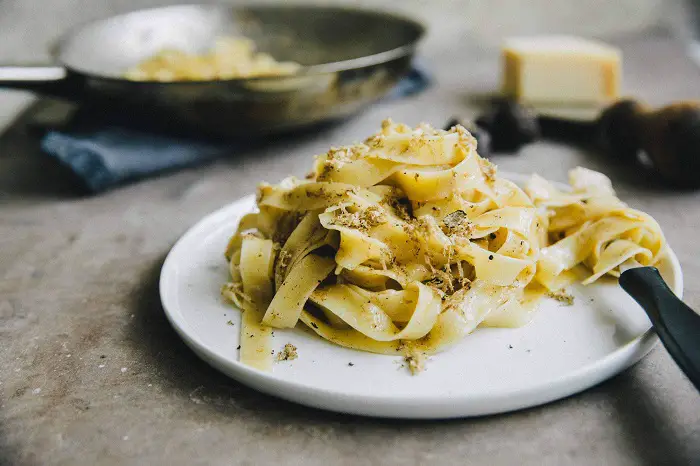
[{"left": 0, "top": 4, "right": 424, "bottom": 137}]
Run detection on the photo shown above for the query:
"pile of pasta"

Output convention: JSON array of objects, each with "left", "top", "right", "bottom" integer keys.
[
  {"left": 222, "top": 120, "right": 666, "bottom": 371},
  {"left": 124, "top": 37, "right": 300, "bottom": 82}
]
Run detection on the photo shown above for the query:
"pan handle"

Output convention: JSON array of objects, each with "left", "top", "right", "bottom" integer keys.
[{"left": 0, "top": 65, "right": 84, "bottom": 100}]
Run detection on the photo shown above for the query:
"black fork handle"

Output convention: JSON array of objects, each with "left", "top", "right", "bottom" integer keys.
[{"left": 619, "top": 266, "right": 700, "bottom": 391}]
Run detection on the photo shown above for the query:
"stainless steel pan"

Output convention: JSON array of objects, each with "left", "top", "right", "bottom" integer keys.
[{"left": 0, "top": 4, "right": 424, "bottom": 137}]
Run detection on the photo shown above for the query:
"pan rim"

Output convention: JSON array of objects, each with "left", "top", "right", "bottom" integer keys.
[{"left": 52, "top": 3, "right": 426, "bottom": 83}]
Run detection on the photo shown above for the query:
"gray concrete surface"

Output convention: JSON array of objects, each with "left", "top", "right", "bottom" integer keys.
[
  {"left": 0, "top": 0, "right": 670, "bottom": 62},
  {"left": 1, "top": 2, "right": 700, "bottom": 465}
]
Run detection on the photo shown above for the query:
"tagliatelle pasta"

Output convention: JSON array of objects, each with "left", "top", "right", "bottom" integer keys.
[
  {"left": 220, "top": 120, "right": 666, "bottom": 372},
  {"left": 125, "top": 37, "right": 300, "bottom": 82}
]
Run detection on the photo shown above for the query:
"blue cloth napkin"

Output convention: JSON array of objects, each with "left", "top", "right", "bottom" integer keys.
[{"left": 41, "top": 64, "right": 431, "bottom": 193}]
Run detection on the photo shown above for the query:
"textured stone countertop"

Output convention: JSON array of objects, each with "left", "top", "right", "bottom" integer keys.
[{"left": 1, "top": 24, "right": 700, "bottom": 466}]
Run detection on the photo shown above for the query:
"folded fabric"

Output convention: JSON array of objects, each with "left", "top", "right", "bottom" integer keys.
[{"left": 40, "top": 64, "right": 431, "bottom": 193}]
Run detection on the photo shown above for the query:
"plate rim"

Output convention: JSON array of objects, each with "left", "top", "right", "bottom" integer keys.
[{"left": 159, "top": 172, "right": 684, "bottom": 418}]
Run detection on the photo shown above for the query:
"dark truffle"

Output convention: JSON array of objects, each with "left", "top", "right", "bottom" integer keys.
[
  {"left": 475, "top": 100, "right": 540, "bottom": 152},
  {"left": 596, "top": 99, "right": 645, "bottom": 162}
]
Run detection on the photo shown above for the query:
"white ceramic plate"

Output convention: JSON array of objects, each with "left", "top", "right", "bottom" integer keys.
[{"left": 159, "top": 173, "right": 683, "bottom": 419}]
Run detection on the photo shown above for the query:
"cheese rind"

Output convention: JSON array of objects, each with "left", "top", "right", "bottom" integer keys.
[{"left": 502, "top": 36, "right": 621, "bottom": 105}]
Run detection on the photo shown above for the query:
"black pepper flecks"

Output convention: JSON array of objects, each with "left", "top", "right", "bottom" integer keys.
[{"left": 488, "top": 255, "right": 494, "bottom": 260}]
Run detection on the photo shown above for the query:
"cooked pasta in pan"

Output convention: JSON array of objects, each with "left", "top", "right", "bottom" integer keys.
[{"left": 125, "top": 37, "right": 300, "bottom": 81}]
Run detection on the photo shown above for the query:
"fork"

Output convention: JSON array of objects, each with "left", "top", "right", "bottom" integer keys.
[{"left": 619, "top": 259, "right": 700, "bottom": 390}]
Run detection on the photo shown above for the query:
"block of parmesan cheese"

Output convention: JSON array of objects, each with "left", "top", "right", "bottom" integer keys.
[{"left": 502, "top": 36, "right": 621, "bottom": 105}]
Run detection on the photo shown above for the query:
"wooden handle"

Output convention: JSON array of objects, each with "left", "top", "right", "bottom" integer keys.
[{"left": 597, "top": 99, "right": 700, "bottom": 188}]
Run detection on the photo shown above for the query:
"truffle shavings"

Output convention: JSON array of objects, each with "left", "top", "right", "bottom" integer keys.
[
  {"left": 448, "top": 124, "right": 478, "bottom": 149},
  {"left": 327, "top": 146, "right": 358, "bottom": 164},
  {"left": 276, "top": 343, "right": 298, "bottom": 361},
  {"left": 423, "top": 266, "right": 465, "bottom": 296},
  {"left": 442, "top": 210, "right": 474, "bottom": 238},
  {"left": 221, "top": 282, "right": 253, "bottom": 306},
  {"left": 365, "top": 133, "right": 386, "bottom": 149},
  {"left": 331, "top": 205, "right": 387, "bottom": 232},
  {"left": 275, "top": 249, "right": 292, "bottom": 279},
  {"left": 403, "top": 347, "right": 427, "bottom": 375},
  {"left": 316, "top": 145, "right": 361, "bottom": 181},
  {"left": 479, "top": 158, "right": 497, "bottom": 181},
  {"left": 547, "top": 289, "right": 574, "bottom": 306},
  {"left": 391, "top": 200, "right": 413, "bottom": 222}
]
